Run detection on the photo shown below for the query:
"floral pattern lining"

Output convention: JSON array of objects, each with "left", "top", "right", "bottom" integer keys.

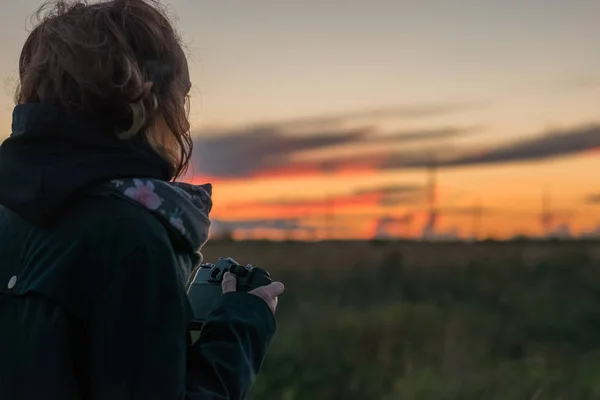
[{"left": 107, "top": 177, "right": 212, "bottom": 260}]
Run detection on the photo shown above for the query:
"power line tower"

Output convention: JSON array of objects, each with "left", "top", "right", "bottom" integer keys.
[
  {"left": 472, "top": 198, "right": 482, "bottom": 240},
  {"left": 283, "top": 224, "right": 294, "bottom": 241},
  {"left": 320, "top": 159, "right": 336, "bottom": 241},
  {"left": 325, "top": 195, "right": 334, "bottom": 240},
  {"left": 304, "top": 210, "right": 317, "bottom": 242},
  {"left": 541, "top": 190, "right": 553, "bottom": 237},
  {"left": 422, "top": 160, "right": 438, "bottom": 240}
]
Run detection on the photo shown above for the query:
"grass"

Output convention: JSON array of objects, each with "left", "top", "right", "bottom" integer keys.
[{"left": 202, "top": 240, "right": 600, "bottom": 399}]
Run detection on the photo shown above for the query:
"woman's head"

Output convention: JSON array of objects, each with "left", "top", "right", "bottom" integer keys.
[{"left": 17, "top": 0, "right": 192, "bottom": 179}]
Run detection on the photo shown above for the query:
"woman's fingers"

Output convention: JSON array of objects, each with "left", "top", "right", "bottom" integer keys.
[
  {"left": 221, "top": 272, "right": 237, "bottom": 293},
  {"left": 249, "top": 282, "right": 285, "bottom": 314},
  {"left": 222, "top": 273, "right": 285, "bottom": 314}
]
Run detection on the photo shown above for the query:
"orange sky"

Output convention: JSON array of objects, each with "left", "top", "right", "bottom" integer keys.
[{"left": 2, "top": 1, "right": 600, "bottom": 240}]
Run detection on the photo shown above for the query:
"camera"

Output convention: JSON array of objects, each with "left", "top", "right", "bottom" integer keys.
[{"left": 187, "top": 257, "right": 272, "bottom": 331}]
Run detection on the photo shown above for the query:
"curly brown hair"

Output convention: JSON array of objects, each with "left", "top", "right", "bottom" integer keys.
[{"left": 16, "top": 0, "right": 193, "bottom": 179}]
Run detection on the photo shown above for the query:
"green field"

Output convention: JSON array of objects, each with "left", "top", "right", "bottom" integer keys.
[{"left": 202, "top": 240, "right": 600, "bottom": 400}]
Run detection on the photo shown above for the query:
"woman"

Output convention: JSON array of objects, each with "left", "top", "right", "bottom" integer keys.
[{"left": 0, "top": 1, "right": 284, "bottom": 399}]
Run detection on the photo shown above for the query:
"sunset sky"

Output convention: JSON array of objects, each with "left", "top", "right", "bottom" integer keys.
[{"left": 1, "top": 0, "right": 600, "bottom": 239}]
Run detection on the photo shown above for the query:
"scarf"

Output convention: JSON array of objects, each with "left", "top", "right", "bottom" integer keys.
[{"left": 101, "top": 178, "right": 213, "bottom": 285}]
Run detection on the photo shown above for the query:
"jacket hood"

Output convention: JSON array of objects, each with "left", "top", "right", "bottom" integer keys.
[{"left": 0, "top": 103, "right": 173, "bottom": 227}]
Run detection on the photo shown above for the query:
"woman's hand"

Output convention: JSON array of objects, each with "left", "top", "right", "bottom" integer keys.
[{"left": 222, "top": 272, "right": 285, "bottom": 314}]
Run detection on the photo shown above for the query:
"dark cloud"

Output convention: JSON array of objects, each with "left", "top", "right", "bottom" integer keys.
[
  {"left": 379, "top": 126, "right": 480, "bottom": 144},
  {"left": 379, "top": 193, "right": 424, "bottom": 207},
  {"left": 187, "top": 102, "right": 600, "bottom": 181},
  {"left": 188, "top": 124, "right": 476, "bottom": 178},
  {"left": 438, "top": 124, "right": 600, "bottom": 168},
  {"left": 436, "top": 206, "right": 577, "bottom": 219},
  {"left": 376, "top": 123, "right": 600, "bottom": 171},
  {"left": 585, "top": 194, "right": 600, "bottom": 204},
  {"left": 352, "top": 184, "right": 422, "bottom": 196},
  {"left": 436, "top": 206, "right": 498, "bottom": 216},
  {"left": 189, "top": 126, "right": 370, "bottom": 178},
  {"left": 352, "top": 184, "right": 425, "bottom": 206},
  {"left": 210, "top": 218, "right": 352, "bottom": 236},
  {"left": 211, "top": 218, "right": 303, "bottom": 232},
  {"left": 186, "top": 102, "right": 480, "bottom": 179},
  {"left": 218, "top": 183, "right": 425, "bottom": 213}
]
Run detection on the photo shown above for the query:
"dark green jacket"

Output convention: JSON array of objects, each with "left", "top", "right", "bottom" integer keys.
[{"left": 0, "top": 103, "right": 276, "bottom": 399}]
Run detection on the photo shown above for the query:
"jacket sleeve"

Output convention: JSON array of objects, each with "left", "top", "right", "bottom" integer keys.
[
  {"left": 89, "top": 232, "right": 276, "bottom": 400},
  {"left": 186, "top": 292, "right": 276, "bottom": 399}
]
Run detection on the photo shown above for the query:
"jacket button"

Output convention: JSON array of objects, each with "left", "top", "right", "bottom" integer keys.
[{"left": 7, "top": 275, "right": 17, "bottom": 289}]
